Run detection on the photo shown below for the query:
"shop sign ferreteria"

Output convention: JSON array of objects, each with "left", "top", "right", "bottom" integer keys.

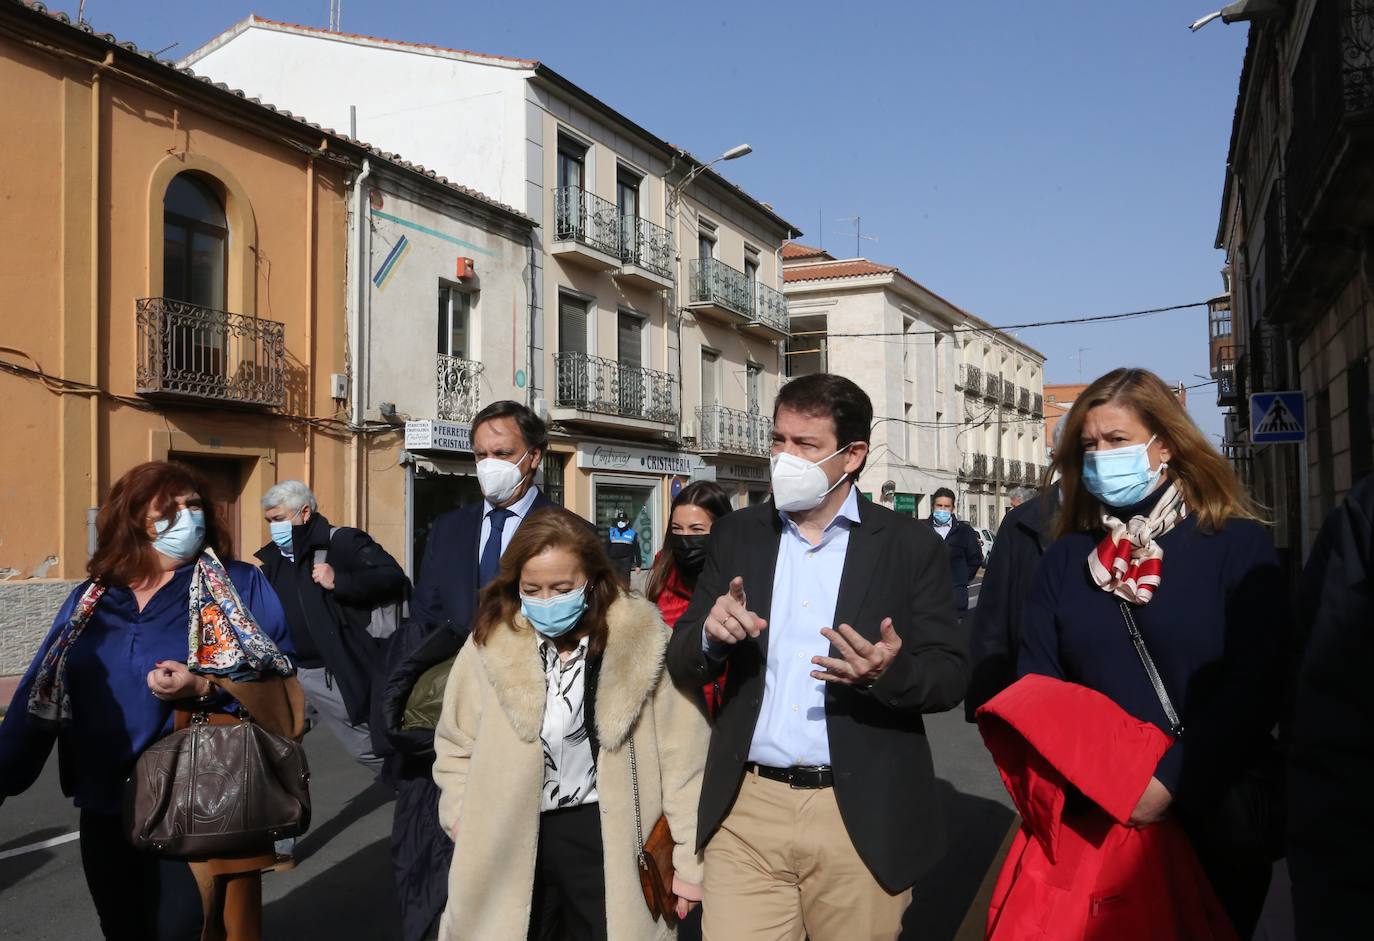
[
  {"left": 404, "top": 419, "right": 473, "bottom": 453},
  {"left": 713, "top": 462, "right": 770, "bottom": 483},
  {"left": 576, "top": 443, "right": 702, "bottom": 476}
]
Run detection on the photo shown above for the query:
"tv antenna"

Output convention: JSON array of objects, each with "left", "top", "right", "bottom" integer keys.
[
  {"left": 836, "top": 215, "right": 879, "bottom": 258},
  {"left": 329, "top": 1, "right": 342, "bottom": 31}
]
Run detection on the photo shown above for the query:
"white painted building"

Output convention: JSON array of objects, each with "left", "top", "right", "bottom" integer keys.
[
  {"left": 781, "top": 244, "right": 1045, "bottom": 527},
  {"left": 184, "top": 15, "right": 799, "bottom": 559}
]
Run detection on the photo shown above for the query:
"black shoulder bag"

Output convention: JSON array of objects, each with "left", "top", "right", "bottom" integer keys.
[{"left": 1119, "top": 601, "right": 1285, "bottom": 861}]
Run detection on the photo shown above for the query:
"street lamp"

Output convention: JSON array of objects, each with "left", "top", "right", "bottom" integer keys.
[{"left": 666, "top": 143, "right": 753, "bottom": 212}]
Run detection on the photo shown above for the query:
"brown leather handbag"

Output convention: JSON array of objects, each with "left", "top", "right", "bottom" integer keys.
[
  {"left": 628, "top": 736, "right": 678, "bottom": 925},
  {"left": 124, "top": 677, "right": 311, "bottom": 859}
]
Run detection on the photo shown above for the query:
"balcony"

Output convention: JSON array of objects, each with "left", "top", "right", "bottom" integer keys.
[
  {"left": 1273, "top": 0, "right": 1374, "bottom": 327},
  {"left": 135, "top": 297, "right": 285, "bottom": 408},
  {"left": 984, "top": 373, "right": 1002, "bottom": 402},
  {"left": 551, "top": 351, "right": 677, "bottom": 434},
  {"left": 959, "top": 452, "right": 989, "bottom": 481},
  {"left": 552, "top": 186, "right": 623, "bottom": 271},
  {"left": 988, "top": 456, "right": 1006, "bottom": 482},
  {"left": 745, "top": 281, "right": 790, "bottom": 340},
  {"left": 1018, "top": 387, "right": 1030, "bottom": 413},
  {"left": 693, "top": 404, "right": 771, "bottom": 458},
  {"left": 1008, "top": 460, "right": 1023, "bottom": 485},
  {"left": 436, "top": 353, "right": 483, "bottom": 422},
  {"left": 1031, "top": 393, "right": 1043, "bottom": 418},
  {"left": 688, "top": 258, "right": 752, "bottom": 325},
  {"left": 962, "top": 364, "right": 983, "bottom": 397},
  {"left": 1216, "top": 344, "right": 1243, "bottom": 407},
  {"left": 615, "top": 215, "right": 674, "bottom": 291},
  {"left": 1001, "top": 381, "right": 1016, "bottom": 409}
]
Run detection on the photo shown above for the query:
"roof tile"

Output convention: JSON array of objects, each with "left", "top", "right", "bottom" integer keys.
[{"left": 783, "top": 260, "right": 898, "bottom": 282}]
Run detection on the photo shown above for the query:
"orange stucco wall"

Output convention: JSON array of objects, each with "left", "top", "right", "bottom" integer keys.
[{"left": 0, "top": 30, "right": 352, "bottom": 577}]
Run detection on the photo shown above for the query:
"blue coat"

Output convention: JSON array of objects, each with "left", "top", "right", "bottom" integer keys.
[
  {"left": 0, "top": 560, "right": 290, "bottom": 815},
  {"left": 409, "top": 489, "right": 556, "bottom": 636}
]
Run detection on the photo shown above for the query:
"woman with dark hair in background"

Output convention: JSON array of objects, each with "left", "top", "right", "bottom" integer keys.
[
  {"left": 432, "top": 507, "right": 708, "bottom": 940},
  {"left": 0, "top": 461, "right": 293, "bottom": 941},
  {"left": 645, "top": 481, "right": 734, "bottom": 712},
  {"left": 1002, "top": 368, "right": 1286, "bottom": 938}
]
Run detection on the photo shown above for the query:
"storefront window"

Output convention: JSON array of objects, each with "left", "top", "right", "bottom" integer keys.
[{"left": 594, "top": 481, "right": 656, "bottom": 568}]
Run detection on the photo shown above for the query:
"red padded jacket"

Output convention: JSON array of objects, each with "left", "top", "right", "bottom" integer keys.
[{"left": 976, "top": 675, "right": 1236, "bottom": 941}]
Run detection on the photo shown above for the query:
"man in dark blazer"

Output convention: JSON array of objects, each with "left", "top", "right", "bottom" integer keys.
[
  {"left": 924, "top": 487, "right": 984, "bottom": 622},
  {"left": 666, "top": 373, "right": 967, "bottom": 941},
  {"left": 409, "top": 400, "right": 552, "bottom": 636}
]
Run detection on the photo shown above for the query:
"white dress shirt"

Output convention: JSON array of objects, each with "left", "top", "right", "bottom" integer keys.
[
  {"left": 933, "top": 521, "right": 952, "bottom": 540},
  {"left": 746, "top": 485, "right": 861, "bottom": 767},
  {"left": 537, "top": 634, "right": 598, "bottom": 811},
  {"left": 479, "top": 484, "right": 541, "bottom": 555}
]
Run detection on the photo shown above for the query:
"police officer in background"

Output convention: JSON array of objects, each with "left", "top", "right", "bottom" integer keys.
[{"left": 606, "top": 509, "right": 641, "bottom": 586}]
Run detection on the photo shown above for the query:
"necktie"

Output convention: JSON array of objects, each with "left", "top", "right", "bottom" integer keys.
[{"left": 479, "top": 508, "right": 512, "bottom": 586}]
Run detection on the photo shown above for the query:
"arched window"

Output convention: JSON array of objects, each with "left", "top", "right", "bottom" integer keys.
[{"left": 163, "top": 173, "right": 227, "bottom": 310}]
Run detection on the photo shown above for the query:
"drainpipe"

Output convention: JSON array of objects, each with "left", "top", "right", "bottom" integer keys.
[
  {"left": 349, "top": 158, "right": 372, "bottom": 524},
  {"left": 527, "top": 228, "right": 538, "bottom": 408},
  {"left": 85, "top": 52, "right": 112, "bottom": 563},
  {"left": 303, "top": 154, "right": 318, "bottom": 490}
]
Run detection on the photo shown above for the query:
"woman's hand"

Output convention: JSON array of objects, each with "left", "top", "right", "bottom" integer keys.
[
  {"left": 1128, "top": 776, "right": 1173, "bottom": 827},
  {"left": 147, "top": 661, "right": 211, "bottom": 701},
  {"left": 672, "top": 874, "right": 702, "bottom": 920}
]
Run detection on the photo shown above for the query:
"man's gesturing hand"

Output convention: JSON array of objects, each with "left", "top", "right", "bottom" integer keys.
[
  {"left": 703, "top": 576, "right": 768, "bottom": 645},
  {"left": 811, "top": 618, "right": 902, "bottom": 686}
]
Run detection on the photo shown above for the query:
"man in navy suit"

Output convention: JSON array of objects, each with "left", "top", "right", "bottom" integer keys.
[{"left": 410, "top": 400, "right": 552, "bottom": 635}]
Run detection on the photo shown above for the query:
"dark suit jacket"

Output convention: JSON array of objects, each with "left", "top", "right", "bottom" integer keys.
[
  {"left": 924, "top": 517, "right": 984, "bottom": 610},
  {"left": 409, "top": 488, "right": 555, "bottom": 637},
  {"left": 665, "top": 495, "right": 968, "bottom": 892}
]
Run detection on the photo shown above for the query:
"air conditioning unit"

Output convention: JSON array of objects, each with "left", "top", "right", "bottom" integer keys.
[{"left": 681, "top": 419, "right": 697, "bottom": 440}]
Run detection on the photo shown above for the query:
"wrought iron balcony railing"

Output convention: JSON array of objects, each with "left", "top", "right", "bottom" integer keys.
[
  {"left": 989, "top": 456, "right": 1006, "bottom": 481},
  {"left": 135, "top": 297, "right": 286, "bottom": 407},
  {"left": 689, "top": 257, "right": 752, "bottom": 318},
  {"left": 620, "top": 215, "right": 672, "bottom": 280},
  {"left": 554, "top": 351, "right": 677, "bottom": 424},
  {"left": 1032, "top": 393, "right": 1043, "bottom": 417},
  {"left": 1001, "top": 381, "right": 1016, "bottom": 408},
  {"left": 751, "top": 281, "right": 790, "bottom": 334},
  {"left": 1008, "top": 460, "right": 1023, "bottom": 484},
  {"left": 960, "top": 452, "right": 989, "bottom": 480},
  {"left": 962, "top": 364, "right": 983, "bottom": 396},
  {"left": 695, "top": 404, "right": 772, "bottom": 457},
  {"left": 554, "top": 186, "right": 621, "bottom": 258},
  {"left": 437, "top": 353, "right": 484, "bottom": 422},
  {"left": 984, "top": 373, "right": 1002, "bottom": 401},
  {"left": 1216, "top": 344, "right": 1243, "bottom": 407},
  {"left": 1018, "top": 387, "right": 1031, "bottom": 412}
]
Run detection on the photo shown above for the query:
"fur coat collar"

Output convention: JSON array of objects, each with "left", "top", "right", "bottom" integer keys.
[{"left": 476, "top": 593, "right": 668, "bottom": 751}]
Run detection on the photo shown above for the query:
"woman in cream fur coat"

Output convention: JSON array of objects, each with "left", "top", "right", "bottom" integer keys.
[{"left": 433, "top": 507, "right": 709, "bottom": 940}]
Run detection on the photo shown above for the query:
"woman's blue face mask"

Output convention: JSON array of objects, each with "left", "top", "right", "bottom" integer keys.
[
  {"left": 1081, "top": 435, "right": 1164, "bottom": 507},
  {"left": 152, "top": 508, "right": 206, "bottom": 562},
  {"left": 520, "top": 584, "right": 589, "bottom": 638}
]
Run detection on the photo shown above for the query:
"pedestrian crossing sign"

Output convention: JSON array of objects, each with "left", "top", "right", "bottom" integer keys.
[{"left": 1249, "top": 391, "right": 1306, "bottom": 444}]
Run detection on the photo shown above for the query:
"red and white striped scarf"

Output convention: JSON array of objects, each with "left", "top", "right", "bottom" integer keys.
[{"left": 1087, "top": 483, "right": 1188, "bottom": 605}]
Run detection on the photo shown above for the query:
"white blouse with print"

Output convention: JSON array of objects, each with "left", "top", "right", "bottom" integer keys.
[{"left": 537, "top": 635, "right": 599, "bottom": 812}]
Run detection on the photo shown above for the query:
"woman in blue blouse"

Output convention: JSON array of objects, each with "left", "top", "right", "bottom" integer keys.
[
  {"left": 1018, "top": 369, "right": 1285, "bottom": 939},
  {"left": 0, "top": 461, "right": 292, "bottom": 941}
]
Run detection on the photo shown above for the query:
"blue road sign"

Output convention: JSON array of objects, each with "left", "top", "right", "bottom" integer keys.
[{"left": 1249, "top": 391, "right": 1306, "bottom": 444}]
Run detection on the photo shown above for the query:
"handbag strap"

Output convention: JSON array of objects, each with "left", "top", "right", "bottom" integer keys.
[
  {"left": 628, "top": 736, "right": 648, "bottom": 867},
  {"left": 1119, "top": 601, "right": 1183, "bottom": 737}
]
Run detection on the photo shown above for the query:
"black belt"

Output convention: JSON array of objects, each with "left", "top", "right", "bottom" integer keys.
[{"left": 746, "top": 762, "right": 833, "bottom": 789}]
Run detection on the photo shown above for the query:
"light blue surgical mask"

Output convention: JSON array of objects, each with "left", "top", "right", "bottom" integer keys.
[
  {"left": 932, "top": 509, "right": 953, "bottom": 526},
  {"left": 269, "top": 520, "right": 295, "bottom": 553},
  {"left": 1081, "top": 435, "right": 1165, "bottom": 508},
  {"left": 153, "top": 508, "right": 206, "bottom": 562},
  {"left": 520, "top": 584, "right": 589, "bottom": 638}
]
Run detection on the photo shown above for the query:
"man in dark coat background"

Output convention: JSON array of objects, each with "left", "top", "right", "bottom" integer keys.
[
  {"left": 257, "top": 479, "right": 408, "bottom": 770},
  {"left": 381, "top": 400, "right": 552, "bottom": 941},
  {"left": 925, "top": 487, "right": 984, "bottom": 624},
  {"left": 1288, "top": 469, "right": 1374, "bottom": 940}
]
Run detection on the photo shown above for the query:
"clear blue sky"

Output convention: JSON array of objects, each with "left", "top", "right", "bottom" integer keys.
[{"left": 66, "top": 0, "right": 1247, "bottom": 439}]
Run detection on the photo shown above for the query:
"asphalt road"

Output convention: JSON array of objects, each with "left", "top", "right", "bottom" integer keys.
[{"left": 0, "top": 713, "right": 1013, "bottom": 940}]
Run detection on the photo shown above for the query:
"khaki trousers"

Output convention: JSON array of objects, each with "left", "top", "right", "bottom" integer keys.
[{"left": 702, "top": 769, "right": 912, "bottom": 941}]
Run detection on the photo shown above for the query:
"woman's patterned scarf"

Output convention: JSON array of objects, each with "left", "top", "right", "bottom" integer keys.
[
  {"left": 1087, "top": 483, "right": 1188, "bottom": 606},
  {"left": 27, "top": 548, "right": 292, "bottom": 729}
]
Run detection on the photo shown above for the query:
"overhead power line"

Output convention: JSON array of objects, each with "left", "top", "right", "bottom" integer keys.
[{"left": 790, "top": 300, "right": 1208, "bottom": 340}]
